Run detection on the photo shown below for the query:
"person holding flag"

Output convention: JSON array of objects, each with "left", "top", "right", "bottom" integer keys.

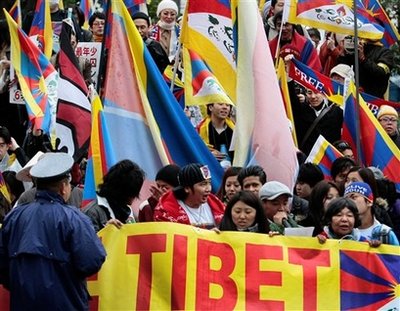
[{"left": 336, "top": 35, "right": 394, "bottom": 98}]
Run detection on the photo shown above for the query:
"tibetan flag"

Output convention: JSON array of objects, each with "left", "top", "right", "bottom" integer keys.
[
  {"left": 28, "top": 0, "right": 53, "bottom": 58},
  {"left": 101, "top": 0, "right": 170, "bottom": 199},
  {"left": 231, "top": 0, "right": 298, "bottom": 190},
  {"left": 123, "top": 0, "right": 146, "bottom": 15},
  {"left": 79, "top": 0, "right": 93, "bottom": 30},
  {"left": 289, "top": 58, "right": 400, "bottom": 114},
  {"left": 340, "top": 250, "right": 400, "bottom": 310},
  {"left": 306, "top": 135, "right": 343, "bottom": 179},
  {"left": 5, "top": 10, "right": 58, "bottom": 138},
  {"left": 181, "top": 0, "right": 236, "bottom": 102},
  {"left": 101, "top": 0, "right": 223, "bottom": 193},
  {"left": 342, "top": 82, "right": 400, "bottom": 191},
  {"left": 289, "top": 58, "right": 344, "bottom": 106},
  {"left": 56, "top": 20, "right": 91, "bottom": 161},
  {"left": 163, "top": 65, "right": 185, "bottom": 109},
  {"left": 82, "top": 88, "right": 114, "bottom": 204},
  {"left": 360, "top": 0, "right": 400, "bottom": 47},
  {"left": 0, "top": 171, "right": 11, "bottom": 204},
  {"left": 8, "top": 0, "right": 21, "bottom": 26},
  {"left": 285, "top": 0, "right": 384, "bottom": 40},
  {"left": 277, "top": 57, "right": 298, "bottom": 146},
  {"left": 183, "top": 47, "right": 234, "bottom": 106}
]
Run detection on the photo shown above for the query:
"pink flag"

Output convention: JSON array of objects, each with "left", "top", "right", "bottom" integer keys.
[{"left": 231, "top": 0, "right": 298, "bottom": 189}]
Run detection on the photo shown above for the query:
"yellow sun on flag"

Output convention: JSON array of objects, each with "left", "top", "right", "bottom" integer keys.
[{"left": 394, "top": 283, "right": 400, "bottom": 298}]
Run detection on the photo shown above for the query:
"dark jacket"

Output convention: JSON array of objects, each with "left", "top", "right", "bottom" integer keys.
[
  {"left": 0, "top": 190, "right": 106, "bottom": 310},
  {"left": 337, "top": 43, "right": 394, "bottom": 98},
  {"left": 145, "top": 38, "right": 170, "bottom": 73},
  {"left": 289, "top": 82, "right": 343, "bottom": 155}
]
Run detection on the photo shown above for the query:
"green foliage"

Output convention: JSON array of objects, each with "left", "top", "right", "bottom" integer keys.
[
  {"left": 64, "top": 0, "right": 78, "bottom": 8},
  {"left": 148, "top": 0, "right": 161, "bottom": 23}
]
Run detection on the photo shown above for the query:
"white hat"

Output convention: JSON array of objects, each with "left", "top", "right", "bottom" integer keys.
[
  {"left": 30, "top": 153, "right": 74, "bottom": 181},
  {"left": 157, "top": 0, "right": 178, "bottom": 16},
  {"left": 16, "top": 151, "right": 45, "bottom": 182},
  {"left": 259, "top": 181, "right": 293, "bottom": 201},
  {"left": 377, "top": 105, "right": 398, "bottom": 120},
  {"left": 330, "top": 64, "right": 354, "bottom": 80}
]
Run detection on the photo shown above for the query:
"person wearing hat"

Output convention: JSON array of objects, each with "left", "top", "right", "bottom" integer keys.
[
  {"left": 259, "top": 181, "right": 298, "bottom": 234},
  {"left": 150, "top": 0, "right": 180, "bottom": 62},
  {"left": 138, "top": 164, "right": 180, "bottom": 222},
  {"left": 0, "top": 152, "right": 106, "bottom": 310},
  {"left": 329, "top": 64, "right": 355, "bottom": 84},
  {"left": 336, "top": 36, "right": 394, "bottom": 99},
  {"left": 83, "top": 159, "right": 145, "bottom": 232},
  {"left": 15, "top": 151, "right": 84, "bottom": 209},
  {"left": 344, "top": 181, "right": 398, "bottom": 245},
  {"left": 154, "top": 163, "right": 225, "bottom": 229},
  {"left": 132, "top": 11, "right": 170, "bottom": 73},
  {"left": 377, "top": 105, "right": 399, "bottom": 149}
]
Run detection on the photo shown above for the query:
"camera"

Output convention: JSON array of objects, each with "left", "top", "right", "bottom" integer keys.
[{"left": 343, "top": 36, "right": 355, "bottom": 54}]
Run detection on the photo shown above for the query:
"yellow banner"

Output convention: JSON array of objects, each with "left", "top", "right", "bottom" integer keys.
[{"left": 88, "top": 223, "right": 400, "bottom": 310}]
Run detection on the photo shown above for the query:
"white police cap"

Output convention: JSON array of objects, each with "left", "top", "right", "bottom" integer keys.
[{"left": 30, "top": 152, "right": 74, "bottom": 181}]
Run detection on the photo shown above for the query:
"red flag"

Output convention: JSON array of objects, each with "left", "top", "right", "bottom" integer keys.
[{"left": 56, "top": 21, "right": 91, "bottom": 161}]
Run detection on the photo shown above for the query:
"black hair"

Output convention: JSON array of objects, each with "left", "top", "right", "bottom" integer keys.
[
  {"left": 206, "top": 103, "right": 232, "bottom": 116},
  {"left": 98, "top": 159, "right": 145, "bottom": 206},
  {"left": 2, "top": 171, "right": 24, "bottom": 204},
  {"left": 219, "top": 191, "right": 268, "bottom": 233},
  {"left": 95, "top": 160, "right": 145, "bottom": 223},
  {"left": 273, "top": 10, "right": 284, "bottom": 27},
  {"left": 173, "top": 186, "right": 190, "bottom": 201},
  {"left": 155, "top": 164, "right": 180, "bottom": 187},
  {"left": 330, "top": 157, "right": 356, "bottom": 180},
  {"left": 73, "top": 5, "right": 85, "bottom": 27},
  {"left": 376, "top": 178, "right": 397, "bottom": 207},
  {"left": 308, "top": 180, "right": 340, "bottom": 234},
  {"left": 333, "top": 140, "right": 352, "bottom": 153},
  {"left": 0, "top": 126, "right": 11, "bottom": 144},
  {"left": 237, "top": 165, "right": 267, "bottom": 188},
  {"left": 323, "top": 197, "right": 361, "bottom": 228},
  {"left": 296, "top": 163, "right": 324, "bottom": 188},
  {"left": 0, "top": 19, "right": 10, "bottom": 48},
  {"left": 89, "top": 12, "right": 106, "bottom": 28},
  {"left": 216, "top": 166, "right": 242, "bottom": 202},
  {"left": 131, "top": 12, "right": 151, "bottom": 27},
  {"left": 307, "top": 28, "right": 321, "bottom": 40}
]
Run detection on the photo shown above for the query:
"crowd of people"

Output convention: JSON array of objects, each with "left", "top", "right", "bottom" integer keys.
[{"left": 0, "top": 0, "right": 400, "bottom": 309}]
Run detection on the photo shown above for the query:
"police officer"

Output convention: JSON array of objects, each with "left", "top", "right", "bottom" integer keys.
[{"left": 0, "top": 152, "right": 106, "bottom": 310}]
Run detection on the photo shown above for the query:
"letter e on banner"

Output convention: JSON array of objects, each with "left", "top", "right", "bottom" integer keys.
[{"left": 246, "top": 244, "right": 284, "bottom": 309}]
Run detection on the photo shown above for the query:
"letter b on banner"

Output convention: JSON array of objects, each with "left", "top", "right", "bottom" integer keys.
[{"left": 196, "top": 239, "right": 238, "bottom": 309}]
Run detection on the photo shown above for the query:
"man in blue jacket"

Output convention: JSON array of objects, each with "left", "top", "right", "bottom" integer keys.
[{"left": 0, "top": 152, "right": 106, "bottom": 310}]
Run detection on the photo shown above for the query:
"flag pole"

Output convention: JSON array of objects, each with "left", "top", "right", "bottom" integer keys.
[
  {"left": 97, "top": 0, "right": 111, "bottom": 95},
  {"left": 17, "top": 0, "right": 22, "bottom": 27},
  {"left": 352, "top": 0, "right": 362, "bottom": 165},
  {"left": 169, "top": 43, "right": 181, "bottom": 92}
]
